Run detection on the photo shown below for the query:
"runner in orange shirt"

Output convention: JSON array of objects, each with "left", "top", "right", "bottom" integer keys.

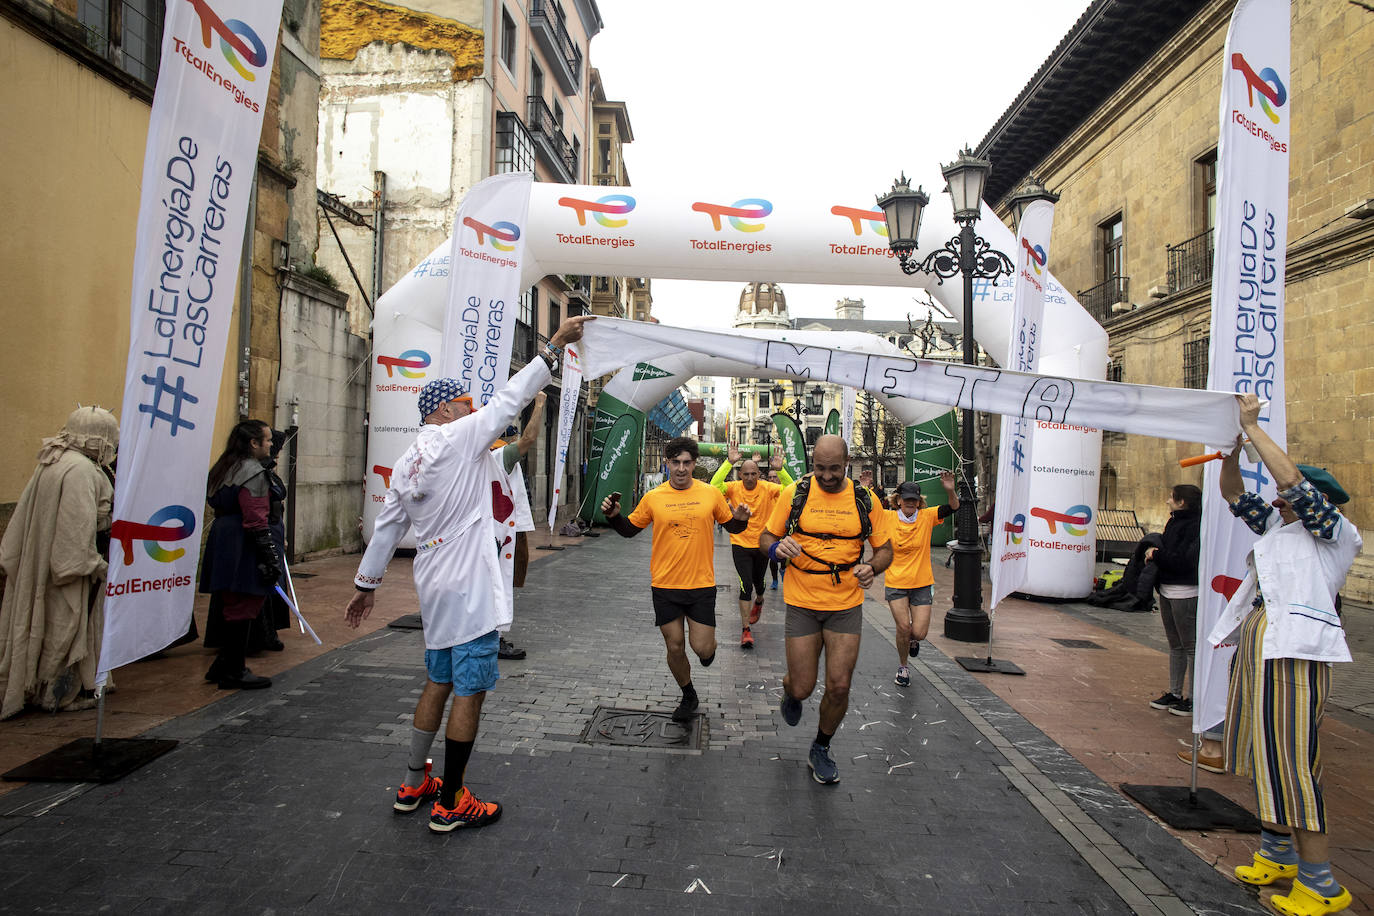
[
  {"left": 601, "top": 437, "right": 750, "bottom": 722},
  {"left": 884, "top": 473, "right": 957, "bottom": 687},
  {"left": 760, "top": 435, "right": 892, "bottom": 785},
  {"left": 710, "top": 447, "right": 793, "bottom": 649}
]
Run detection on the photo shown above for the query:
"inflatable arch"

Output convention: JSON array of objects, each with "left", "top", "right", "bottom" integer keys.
[{"left": 366, "top": 179, "right": 1106, "bottom": 598}]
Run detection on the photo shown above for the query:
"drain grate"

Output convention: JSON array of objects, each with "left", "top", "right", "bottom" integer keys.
[
  {"left": 581, "top": 706, "right": 704, "bottom": 749},
  {"left": 1051, "top": 638, "right": 1106, "bottom": 650}
]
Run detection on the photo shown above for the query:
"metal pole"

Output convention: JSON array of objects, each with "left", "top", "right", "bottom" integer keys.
[{"left": 944, "top": 221, "right": 991, "bottom": 642}]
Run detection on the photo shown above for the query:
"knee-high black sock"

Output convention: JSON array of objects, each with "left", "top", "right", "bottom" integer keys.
[{"left": 440, "top": 738, "right": 474, "bottom": 808}]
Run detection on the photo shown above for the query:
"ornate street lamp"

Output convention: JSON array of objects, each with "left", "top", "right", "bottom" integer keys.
[
  {"left": 1005, "top": 174, "right": 1061, "bottom": 233},
  {"left": 876, "top": 149, "right": 1015, "bottom": 644}
]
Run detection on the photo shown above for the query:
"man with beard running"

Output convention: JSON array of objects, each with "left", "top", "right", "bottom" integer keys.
[
  {"left": 760, "top": 435, "right": 892, "bottom": 784},
  {"left": 601, "top": 437, "right": 750, "bottom": 721},
  {"left": 711, "top": 447, "right": 792, "bottom": 649}
]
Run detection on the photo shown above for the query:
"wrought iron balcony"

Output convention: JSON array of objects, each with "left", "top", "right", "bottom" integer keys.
[
  {"left": 513, "top": 320, "right": 537, "bottom": 368},
  {"left": 530, "top": 0, "right": 583, "bottom": 94},
  {"left": 1166, "top": 228, "right": 1215, "bottom": 294},
  {"left": 526, "top": 96, "right": 577, "bottom": 183},
  {"left": 1077, "top": 275, "right": 1131, "bottom": 323}
]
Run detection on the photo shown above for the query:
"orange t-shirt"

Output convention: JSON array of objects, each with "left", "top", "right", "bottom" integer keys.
[
  {"left": 723, "top": 479, "right": 784, "bottom": 549},
  {"left": 627, "top": 480, "right": 733, "bottom": 589},
  {"left": 884, "top": 505, "right": 954, "bottom": 589},
  {"left": 765, "top": 480, "right": 892, "bottom": 611}
]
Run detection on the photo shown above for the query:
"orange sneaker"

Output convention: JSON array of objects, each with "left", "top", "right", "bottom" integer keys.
[
  {"left": 749, "top": 599, "right": 763, "bottom": 625},
  {"left": 393, "top": 760, "right": 442, "bottom": 812},
  {"left": 740, "top": 627, "right": 755, "bottom": 649},
  {"left": 429, "top": 787, "right": 502, "bottom": 832}
]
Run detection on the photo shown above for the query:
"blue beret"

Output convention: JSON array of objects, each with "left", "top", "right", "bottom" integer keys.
[{"left": 418, "top": 378, "right": 467, "bottom": 420}]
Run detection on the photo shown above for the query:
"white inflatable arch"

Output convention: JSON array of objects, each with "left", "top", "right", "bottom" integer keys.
[{"left": 366, "top": 181, "right": 1106, "bottom": 598}]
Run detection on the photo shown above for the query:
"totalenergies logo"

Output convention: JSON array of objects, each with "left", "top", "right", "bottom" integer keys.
[
  {"left": 1231, "top": 52, "right": 1287, "bottom": 124},
  {"left": 691, "top": 198, "right": 771, "bottom": 233},
  {"left": 184, "top": 0, "right": 268, "bottom": 81},
  {"left": 1003, "top": 514, "right": 1026, "bottom": 545},
  {"left": 373, "top": 465, "right": 393, "bottom": 488},
  {"left": 110, "top": 505, "right": 197, "bottom": 564},
  {"left": 830, "top": 205, "right": 888, "bottom": 237},
  {"left": 1030, "top": 504, "right": 1092, "bottom": 536},
  {"left": 1021, "top": 237, "right": 1048, "bottom": 275},
  {"left": 558, "top": 194, "right": 636, "bottom": 228},
  {"left": 377, "top": 349, "right": 430, "bottom": 379},
  {"left": 462, "top": 217, "right": 521, "bottom": 252}
]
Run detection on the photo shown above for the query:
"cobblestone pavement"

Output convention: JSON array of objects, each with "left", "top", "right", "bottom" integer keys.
[{"left": 0, "top": 531, "right": 1266, "bottom": 914}]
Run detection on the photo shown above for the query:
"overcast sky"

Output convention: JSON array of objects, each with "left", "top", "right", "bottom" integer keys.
[{"left": 588, "top": 1, "right": 1093, "bottom": 327}]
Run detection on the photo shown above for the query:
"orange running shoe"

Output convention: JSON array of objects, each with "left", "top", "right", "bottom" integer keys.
[
  {"left": 749, "top": 598, "right": 763, "bottom": 625},
  {"left": 394, "top": 759, "right": 443, "bottom": 812},
  {"left": 429, "top": 787, "right": 502, "bottom": 832},
  {"left": 740, "top": 627, "right": 755, "bottom": 649}
]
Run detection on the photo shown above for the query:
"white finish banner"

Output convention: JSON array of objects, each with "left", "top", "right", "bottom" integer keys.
[
  {"left": 99, "top": 0, "right": 282, "bottom": 683},
  {"left": 841, "top": 386, "right": 857, "bottom": 449},
  {"left": 579, "top": 319, "right": 1244, "bottom": 446},
  {"left": 1195, "top": 0, "right": 1291, "bottom": 734},
  {"left": 991, "top": 199, "right": 1054, "bottom": 610},
  {"left": 440, "top": 171, "right": 532, "bottom": 406},
  {"left": 549, "top": 344, "right": 583, "bottom": 531}
]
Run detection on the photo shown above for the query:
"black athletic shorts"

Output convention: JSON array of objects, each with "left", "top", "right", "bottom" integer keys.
[
  {"left": 731, "top": 544, "right": 768, "bottom": 600},
  {"left": 651, "top": 586, "right": 717, "bottom": 628}
]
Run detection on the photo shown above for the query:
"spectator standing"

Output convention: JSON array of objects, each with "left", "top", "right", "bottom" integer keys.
[{"left": 1145, "top": 484, "right": 1202, "bottom": 718}]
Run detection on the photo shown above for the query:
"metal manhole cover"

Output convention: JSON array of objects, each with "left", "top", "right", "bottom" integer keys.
[
  {"left": 581, "top": 707, "right": 704, "bottom": 749},
  {"left": 1051, "top": 638, "right": 1106, "bottom": 649}
]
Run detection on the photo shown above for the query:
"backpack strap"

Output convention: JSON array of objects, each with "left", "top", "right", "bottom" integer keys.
[{"left": 785, "top": 477, "right": 872, "bottom": 584}]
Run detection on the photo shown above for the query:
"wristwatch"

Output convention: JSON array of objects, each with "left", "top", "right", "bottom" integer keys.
[{"left": 540, "top": 344, "right": 563, "bottom": 374}]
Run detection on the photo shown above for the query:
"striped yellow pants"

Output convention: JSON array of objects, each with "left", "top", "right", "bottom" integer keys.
[{"left": 1225, "top": 604, "right": 1330, "bottom": 832}]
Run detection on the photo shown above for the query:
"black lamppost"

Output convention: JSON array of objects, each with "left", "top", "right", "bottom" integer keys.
[
  {"left": 772, "top": 380, "right": 809, "bottom": 423},
  {"left": 876, "top": 149, "right": 1014, "bottom": 643},
  {"left": 754, "top": 415, "right": 772, "bottom": 454}
]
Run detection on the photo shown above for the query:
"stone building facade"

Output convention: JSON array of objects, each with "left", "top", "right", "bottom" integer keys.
[{"left": 978, "top": 0, "right": 1373, "bottom": 600}]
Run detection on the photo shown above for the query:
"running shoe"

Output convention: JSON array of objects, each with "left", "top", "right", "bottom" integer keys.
[
  {"left": 672, "top": 692, "right": 699, "bottom": 722},
  {"left": 894, "top": 665, "right": 911, "bottom": 687},
  {"left": 394, "top": 760, "right": 442, "bottom": 813},
  {"left": 1149, "top": 691, "right": 1182, "bottom": 710},
  {"left": 1168, "top": 698, "right": 1193, "bottom": 717},
  {"left": 749, "top": 599, "right": 763, "bottom": 625},
  {"left": 740, "top": 627, "right": 755, "bottom": 650},
  {"left": 908, "top": 638, "right": 921, "bottom": 656},
  {"left": 808, "top": 741, "right": 840, "bottom": 784},
  {"left": 770, "top": 579, "right": 778, "bottom": 590},
  {"left": 429, "top": 788, "right": 502, "bottom": 832},
  {"left": 780, "top": 692, "right": 802, "bottom": 727},
  {"left": 498, "top": 637, "right": 526, "bottom": 660}
]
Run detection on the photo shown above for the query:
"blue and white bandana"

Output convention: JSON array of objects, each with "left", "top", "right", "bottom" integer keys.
[{"left": 417, "top": 377, "right": 467, "bottom": 420}]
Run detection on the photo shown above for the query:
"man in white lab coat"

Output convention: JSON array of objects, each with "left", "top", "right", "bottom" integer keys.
[{"left": 345, "top": 315, "right": 589, "bottom": 833}]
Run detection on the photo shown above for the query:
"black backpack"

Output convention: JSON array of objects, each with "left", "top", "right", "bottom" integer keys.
[{"left": 783, "top": 477, "right": 874, "bottom": 583}]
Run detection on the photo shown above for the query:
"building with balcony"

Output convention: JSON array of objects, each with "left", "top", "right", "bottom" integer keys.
[
  {"left": 975, "top": 0, "right": 1373, "bottom": 600},
  {"left": 317, "top": 0, "right": 610, "bottom": 527}
]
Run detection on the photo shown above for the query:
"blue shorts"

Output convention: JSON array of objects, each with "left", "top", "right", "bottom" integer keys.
[
  {"left": 884, "top": 585, "right": 934, "bottom": 605},
  {"left": 424, "top": 630, "right": 500, "bottom": 696}
]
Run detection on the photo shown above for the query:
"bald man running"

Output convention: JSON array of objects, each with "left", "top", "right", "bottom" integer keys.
[
  {"left": 760, "top": 435, "right": 892, "bottom": 784},
  {"left": 710, "top": 447, "right": 793, "bottom": 649}
]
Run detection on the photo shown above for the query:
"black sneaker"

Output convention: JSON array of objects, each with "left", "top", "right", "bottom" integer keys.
[
  {"left": 498, "top": 637, "right": 526, "bottom": 660},
  {"left": 780, "top": 692, "right": 802, "bottom": 726},
  {"left": 1168, "top": 698, "right": 1193, "bottom": 717},
  {"left": 1149, "top": 692, "right": 1182, "bottom": 710},
  {"left": 672, "top": 693, "right": 699, "bottom": 722}
]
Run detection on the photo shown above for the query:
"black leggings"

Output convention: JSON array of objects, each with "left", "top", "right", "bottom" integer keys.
[{"left": 732, "top": 544, "right": 767, "bottom": 601}]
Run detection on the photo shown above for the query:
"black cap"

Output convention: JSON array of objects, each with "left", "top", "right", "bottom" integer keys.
[{"left": 896, "top": 481, "right": 923, "bottom": 500}]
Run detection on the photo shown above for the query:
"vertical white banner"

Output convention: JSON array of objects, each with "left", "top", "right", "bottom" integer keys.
[
  {"left": 99, "top": 0, "right": 283, "bottom": 683},
  {"left": 549, "top": 345, "right": 583, "bottom": 531},
  {"left": 841, "top": 386, "right": 857, "bottom": 447},
  {"left": 990, "top": 199, "right": 1054, "bottom": 610},
  {"left": 440, "top": 172, "right": 534, "bottom": 406},
  {"left": 1194, "top": 0, "right": 1290, "bottom": 733}
]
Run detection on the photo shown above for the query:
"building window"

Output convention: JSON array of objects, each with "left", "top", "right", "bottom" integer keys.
[
  {"left": 530, "top": 58, "right": 543, "bottom": 100},
  {"left": 1183, "top": 336, "right": 1209, "bottom": 389},
  {"left": 547, "top": 299, "right": 562, "bottom": 337},
  {"left": 79, "top": 0, "right": 164, "bottom": 85},
  {"left": 1198, "top": 150, "right": 1218, "bottom": 234},
  {"left": 522, "top": 287, "right": 536, "bottom": 326},
  {"left": 737, "top": 424, "right": 747, "bottom": 444},
  {"left": 594, "top": 276, "right": 609, "bottom": 292},
  {"left": 1106, "top": 356, "right": 1123, "bottom": 383},
  {"left": 1100, "top": 466, "right": 1118, "bottom": 508},
  {"left": 737, "top": 392, "right": 746, "bottom": 410},
  {"left": 806, "top": 427, "right": 820, "bottom": 446},
  {"left": 500, "top": 6, "right": 517, "bottom": 73},
  {"left": 495, "top": 112, "right": 535, "bottom": 173},
  {"left": 758, "top": 391, "right": 770, "bottom": 409},
  {"left": 553, "top": 99, "right": 564, "bottom": 128},
  {"left": 1100, "top": 214, "right": 1123, "bottom": 283}
]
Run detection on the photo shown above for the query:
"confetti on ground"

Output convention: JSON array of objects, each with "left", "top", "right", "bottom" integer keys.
[
  {"left": 888, "top": 762, "right": 914, "bottom": 774},
  {"left": 926, "top": 720, "right": 946, "bottom": 726},
  {"left": 613, "top": 874, "right": 629, "bottom": 887},
  {"left": 685, "top": 878, "right": 711, "bottom": 894}
]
